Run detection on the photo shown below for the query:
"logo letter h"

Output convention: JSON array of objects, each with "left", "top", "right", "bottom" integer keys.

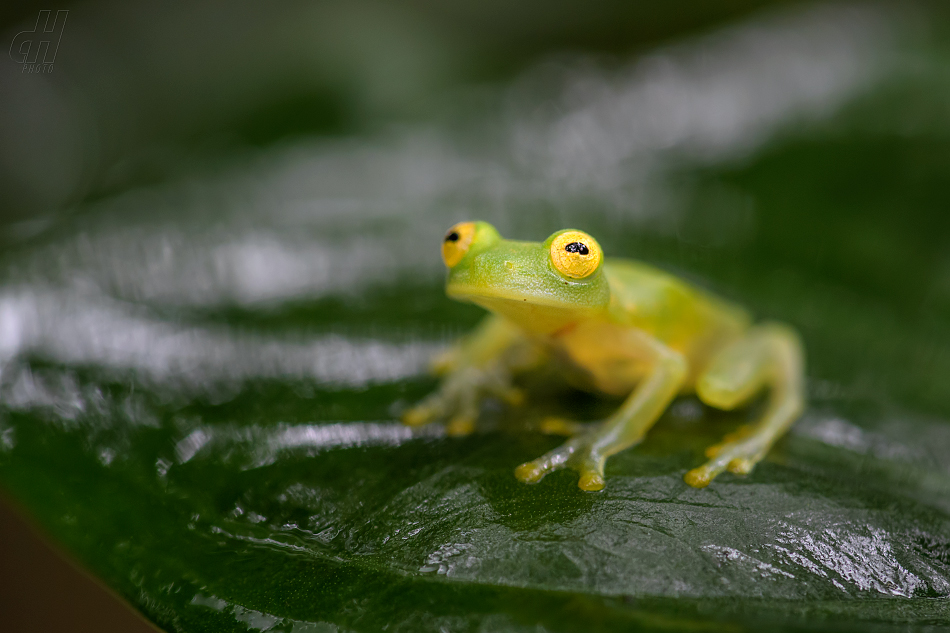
[{"left": 10, "top": 10, "right": 69, "bottom": 65}]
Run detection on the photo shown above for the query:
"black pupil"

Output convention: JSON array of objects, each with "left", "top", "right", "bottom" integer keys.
[
  {"left": 445, "top": 231, "right": 460, "bottom": 242},
  {"left": 565, "top": 242, "right": 589, "bottom": 255}
]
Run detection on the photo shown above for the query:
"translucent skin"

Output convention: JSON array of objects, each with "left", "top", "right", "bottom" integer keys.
[{"left": 404, "top": 221, "right": 805, "bottom": 491}]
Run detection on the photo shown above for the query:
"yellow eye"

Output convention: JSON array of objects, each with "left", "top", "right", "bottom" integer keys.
[
  {"left": 441, "top": 222, "right": 476, "bottom": 267},
  {"left": 550, "top": 230, "right": 602, "bottom": 279}
]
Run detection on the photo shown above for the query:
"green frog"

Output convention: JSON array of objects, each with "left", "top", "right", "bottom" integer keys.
[{"left": 403, "top": 221, "right": 804, "bottom": 491}]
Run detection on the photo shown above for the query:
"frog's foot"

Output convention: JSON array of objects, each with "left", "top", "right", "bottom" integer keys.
[
  {"left": 684, "top": 436, "right": 767, "bottom": 488},
  {"left": 402, "top": 383, "right": 480, "bottom": 436},
  {"left": 401, "top": 393, "right": 450, "bottom": 428},
  {"left": 515, "top": 433, "right": 607, "bottom": 492},
  {"left": 402, "top": 401, "right": 439, "bottom": 427},
  {"left": 402, "top": 364, "right": 522, "bottom": 436},
  {"left": 446, "top": 414, "right": 476, "bottom": 436}
]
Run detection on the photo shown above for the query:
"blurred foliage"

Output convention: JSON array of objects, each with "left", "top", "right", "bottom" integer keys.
[{"left": 0, "top": 0, "right": 797, "bottom": 221}]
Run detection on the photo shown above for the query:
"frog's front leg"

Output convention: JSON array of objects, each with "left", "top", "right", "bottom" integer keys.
[
  {"left": 402, "top": 314, "right": 540, "bottom": 436},
  {"left": 515, "top": 343, "right": 687, "bottom": 492}
]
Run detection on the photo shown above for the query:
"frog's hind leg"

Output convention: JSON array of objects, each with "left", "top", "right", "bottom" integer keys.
[{"left": 685, "top": 323, "right": 804, "bottom": 488}]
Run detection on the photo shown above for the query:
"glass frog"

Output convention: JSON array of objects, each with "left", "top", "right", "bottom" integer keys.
[{"left": 404, "top": 221, "right": 804, "bottom": 491}]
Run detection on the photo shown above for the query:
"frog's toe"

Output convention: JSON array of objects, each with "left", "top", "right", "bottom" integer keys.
[
  {"left": 727, "top": 457, "right": 754, "bottom": 474},
  {"left": 683, "top": 466, "right": 714, "bottom": 488},
  {"left": 578, "top": 471, "right": 605, "bottom": 492},
  {"left": 515, "top": 436, "right": 607, "bottom": 491},
  {"left": 575, "top": 452, "right": 607, "bottom": 492},
  {"left": 514, "top": 460, "right": 547, "bottom": 484},
  {"left": 402, "top": 405, "right": 434, "bottom": 427},
  {"left": 402, "top": 390, "right": 453, "bottom": 426},
  {"left": 685, "top": 439, "right": 766, "bottom": 487},
  {"left": 514, "top": 439, "right": 576, "bottom": 483},
  {"left": 446, "top": 414, "right": 477, "bottom": 436}
]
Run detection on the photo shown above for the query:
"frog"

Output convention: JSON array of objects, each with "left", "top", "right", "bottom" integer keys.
[{"left": 402, "top": 221, "right": 805, "bottom": 491}]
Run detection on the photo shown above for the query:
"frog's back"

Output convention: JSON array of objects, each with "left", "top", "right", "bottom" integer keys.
[{"left": 602, "top": 258, "right": 750, "bottom": 353}]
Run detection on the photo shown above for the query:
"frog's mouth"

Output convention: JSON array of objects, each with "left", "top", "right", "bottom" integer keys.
[{"left": 447, "top": 284, "right": 591, "bottom": 335}]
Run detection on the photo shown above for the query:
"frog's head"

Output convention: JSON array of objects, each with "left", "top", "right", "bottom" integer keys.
[{"left": 441, "top": 221, "right": 611, "bottom": 334}]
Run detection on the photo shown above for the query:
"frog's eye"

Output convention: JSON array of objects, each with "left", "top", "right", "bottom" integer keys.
[
  {"left": 550, "top": 230, "right": 603, "bottom": 279},
  {"left": 441, "top": 222, "right": 476, "bottom": 267}
]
